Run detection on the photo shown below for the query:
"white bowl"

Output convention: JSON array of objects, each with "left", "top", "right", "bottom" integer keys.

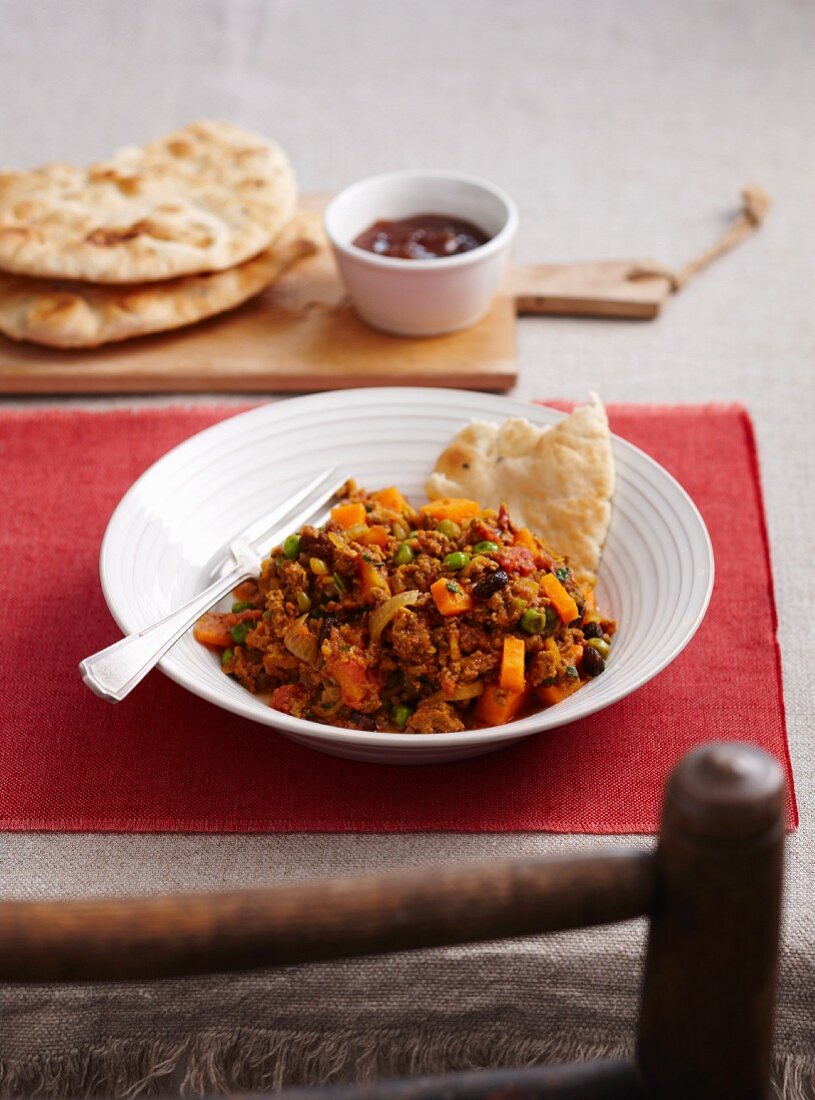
[
  {"left": 323, "top": 170, "right": 518, "bottom": 336},
  {"left": 100, "top": 389, "right": 714, "bottom": 765}
]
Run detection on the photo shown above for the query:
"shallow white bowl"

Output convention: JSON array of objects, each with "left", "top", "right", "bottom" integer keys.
[
  {"left": 100, "top": 389, "right": 714, "bottom": 765},
  {"left": 323, "top": 170, "right": 518, "bottom": 336}
]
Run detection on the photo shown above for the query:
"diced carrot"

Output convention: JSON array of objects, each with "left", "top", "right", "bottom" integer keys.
[
  {"left": 541, "top": 572, "right": 580, "bottom": 624},
  {"left": 420, "top": 498, "right": 481, "bottom": 523},
  {"left": 430, "top": 577, "right": 474, "bottom": 616},
  {"left": 358, "top": 559, "right": 390, "bottom": 602},
  {"left": 475, "top": 682, "right": 525, "bottom": 726},
  {"left": 356, "top": 525, "right": 389, "bottom": 547},
  {"left": 514, "top": 527, "right": 537, "bottom": 552},
  {"left": 331, "top": 502, "right": 367, "bottom": 529},
  {"left": 193, "top": 609, "right": 262, "bottom": 648},
  {"left": 371, "top": 486, "right": 409, "bottom": 513},
  {"left": 499, "top": 636, "right": 527, "bottom": 693},
  {"left": 536, "top": 679, "right": 583, "bottom": 707}
]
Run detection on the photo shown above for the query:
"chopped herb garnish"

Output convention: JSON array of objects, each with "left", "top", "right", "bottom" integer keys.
[
  {"left": 555, "top": 566, "right": 570, "bottom": 582},
  {"left": 446, "top": 581, "right": 459, "bottom": 593},
  {"left": 565, "top": 665, "right": 579, "bottom": 679}
]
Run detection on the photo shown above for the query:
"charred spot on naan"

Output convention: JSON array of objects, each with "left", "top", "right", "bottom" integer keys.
[
  {"left": 0, "top": 212, "right": 319, "bottom": 348},
  {"left": 0, "top": 120, "right": 297, "bottom": 283}
]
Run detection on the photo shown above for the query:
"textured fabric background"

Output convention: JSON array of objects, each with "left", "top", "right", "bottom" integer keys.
[{"left": 1, "top": 0, "right": 814, "bottom": 1095}]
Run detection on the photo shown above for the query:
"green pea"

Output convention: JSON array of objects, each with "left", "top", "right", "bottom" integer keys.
[
  {"left": 544, "top": 606, "right": 559, "bottom": 635},
  {"left": 393, "top": 542, "right": 415, "bottom": 566},
  {"left": 519, "top": 608, "right": 546, "bottom": 634},
  {"left": 283, "top": 534, "right": 301, "bottom": 559},
  {"left": 333, "top": 571, "right": 348, "bottom": 594},
  {"left": 392, "top": 521, "right": 410, "bottom": 541},
  {"left": 221, "top": 648, "right": 234, "bottom": 668},
  {"left": 391, "top": 703, "right": 412, "bottom": 728},
  {"left": 310, "top": 556, "right": 328, "bottom": 576},
  {"left": 296, "top": 591, "right": 312, "bottom": 613},
  {"left": 230, "top": 621, "right": 252, "bottom": 645},
  {"left": 444, "top": 551, "right": 470, "bottom": 571},
  {"left": 586, "top": 637, "right": 611, "bottom": 660},
  {"left": 472, "top": 540, "right": 499, "bottom": 555},
  {"left": 231, "top": 600, "right": 253, "bottom": 613},
  {"left": 437, "top": 519, "right": 461, "bottom": 538}
]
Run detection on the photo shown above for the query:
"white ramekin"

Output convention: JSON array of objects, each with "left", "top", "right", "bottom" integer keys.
[{"left": 323, "top": 170, "right": 518, "bottom": 337}]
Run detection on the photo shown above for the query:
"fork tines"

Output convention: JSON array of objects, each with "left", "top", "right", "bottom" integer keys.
[{"left": 247, "top": 467, "right": 347, "bottom": 554}]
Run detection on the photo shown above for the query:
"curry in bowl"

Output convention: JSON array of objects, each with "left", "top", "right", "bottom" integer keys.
[{"left": 194, "top": 482, "right": 614, "bottom": 733}]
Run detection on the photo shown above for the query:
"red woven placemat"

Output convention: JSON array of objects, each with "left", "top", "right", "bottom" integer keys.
[{"left": 0, "top": 403, "right": 796, "bottom": 833}]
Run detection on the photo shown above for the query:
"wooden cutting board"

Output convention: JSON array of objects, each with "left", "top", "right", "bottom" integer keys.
[{"left": 0, "top": 198, "right": 671, "bottom": 395}]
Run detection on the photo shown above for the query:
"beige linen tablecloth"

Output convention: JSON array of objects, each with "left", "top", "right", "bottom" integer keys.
[{"left": 1, "top": 0, "right": 814, "bottom": 1095}]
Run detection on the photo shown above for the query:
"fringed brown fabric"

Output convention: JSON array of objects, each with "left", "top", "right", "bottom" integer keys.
[{"left": 0, "top": 1026, "right": 812, "bottom": 1099}]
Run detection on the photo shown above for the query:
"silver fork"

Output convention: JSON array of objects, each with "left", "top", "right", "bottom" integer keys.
[{"left": 79, "top": 467, "right": 344, "bottom": 703}]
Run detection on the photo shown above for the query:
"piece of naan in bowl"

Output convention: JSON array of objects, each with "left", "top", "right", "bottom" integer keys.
[{"left": 425, "top": 394, "right": 614, "bottom": 586}]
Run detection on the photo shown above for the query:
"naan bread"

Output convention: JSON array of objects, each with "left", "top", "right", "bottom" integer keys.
[
  {"left": 426, "top": 396, "right": 614, "bottom": 584},
  {"left": 0, "top": 121, "right": 296, "bottom": 283},
  {"left": 0, "top": 212, "right": 319, "bottom": 348}
]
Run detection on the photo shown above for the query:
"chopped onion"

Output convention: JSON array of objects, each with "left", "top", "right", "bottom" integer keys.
[
  {"left": 368, "top": 589, "right": 420, "bottom": 642},
  {"left": 429, "top": 681, "right": 485, "bottom": 703},
  {"left": 283, "top": 614, "right": 319, "bottom": 666}
]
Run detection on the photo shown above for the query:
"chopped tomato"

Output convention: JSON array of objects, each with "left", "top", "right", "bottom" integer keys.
[
  {"left": 494, "top": 546, "right": 537, "bottom": 576},
  {"left": 327, "top": 656, "right": 378, "bottom": 711},
  {"left": 270, "top": 683, "right": 307, "bottom": 714},
  {"left": 471, "top": 519, "right": 501, "bottom": 544},
  {"left": 232, "top": 579, "right": 260, "bottom": 604},
  {"left": 193, "top": 609, "right": 262, "bottom": 648}
]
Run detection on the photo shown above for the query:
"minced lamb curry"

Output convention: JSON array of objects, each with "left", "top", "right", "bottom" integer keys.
[{"left": 194, "top": 482, "right": 614, "bottom": 733}]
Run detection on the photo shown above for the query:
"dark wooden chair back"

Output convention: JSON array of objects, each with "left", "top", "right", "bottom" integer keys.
[{"left": 0, "top": 741, "right": 785, "bottom": 1100}]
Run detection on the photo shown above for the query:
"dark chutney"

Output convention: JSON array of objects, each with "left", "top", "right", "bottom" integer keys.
[{"left": 353, "top": 213, "right": 490, "bottom": 260}]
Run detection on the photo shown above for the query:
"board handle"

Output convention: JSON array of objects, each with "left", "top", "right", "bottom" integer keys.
[{"left": 507, "top": 260, "right": 671, "bottom": 320}]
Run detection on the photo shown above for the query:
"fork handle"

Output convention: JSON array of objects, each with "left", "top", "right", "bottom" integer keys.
[{"left": 79, "top": 566, "right": 248, "bottom": 703}]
